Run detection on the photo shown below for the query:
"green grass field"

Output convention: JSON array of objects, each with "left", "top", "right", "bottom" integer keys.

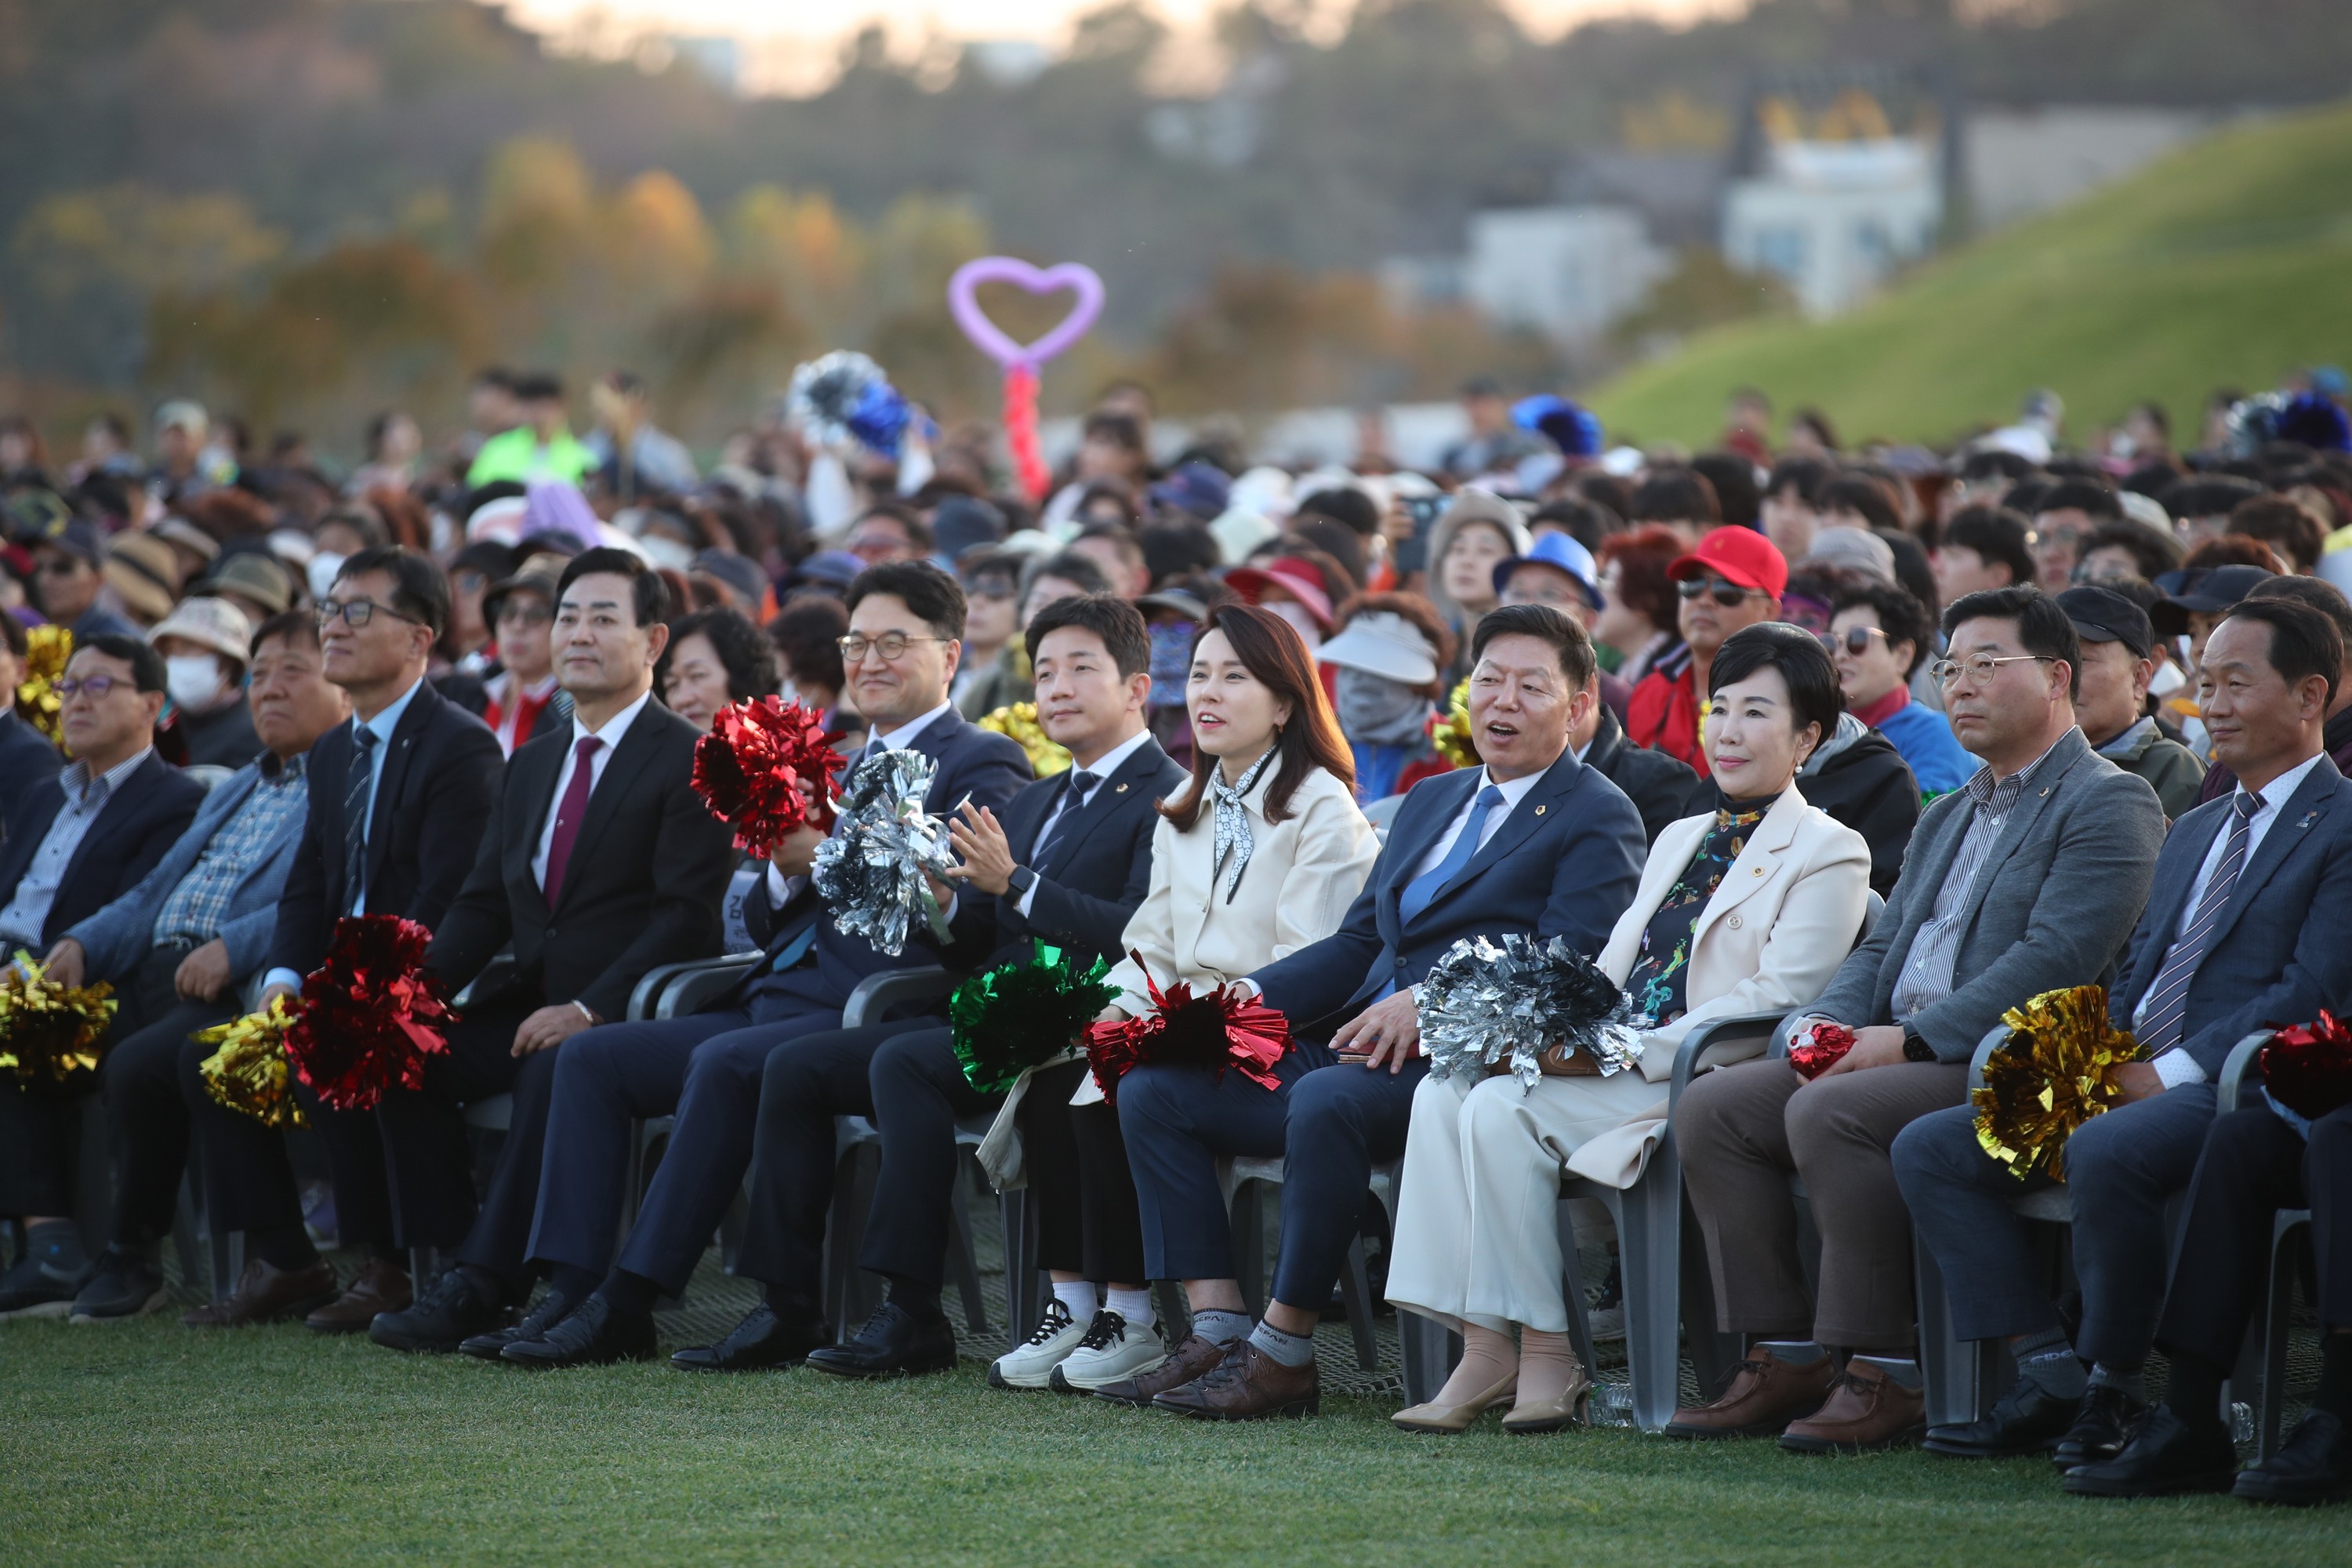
[
  {"left": 1588, "top": 100, "right": 2352, "bottom": 449},
  {"left": 4, "top": 1312, "right": 2346, "bottom": 1566}
]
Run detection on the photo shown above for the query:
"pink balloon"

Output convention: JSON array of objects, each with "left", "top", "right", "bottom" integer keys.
[{"left": 947, "top": 257, "right": 1105, "bottom": 371}]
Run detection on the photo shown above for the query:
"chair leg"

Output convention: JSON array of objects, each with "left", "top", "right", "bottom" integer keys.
[
  {"left": 1339, "top": 1234, "right": 1379, "bottom": 1372},
  {"left": 1156, "top": 1279, "right": 1189, "bottom": 1344},
  {"left": 1556, "top": 1196, "right": 1600, "bottom": 1383},
  {"left": 948, "top": 1166, "right": 989, "bottom": 1334},
  {"left": 1229, "top": 1181, "right": 1267, "bottom": 1316},
  {"left": 1616, "top": 1174, "right": 1682, "bottom": 1433},
  {"left": 170, "top": 1176, "right": 205, "bottom": 1294},
  {"left": 2260, "top": 1214, "right": 2307, "bottom": 1461},
  {"left": 1679, "top": 1188, "right": 1740, "bottom": 1402},
  {"left": 1915, "top": 1233, "right": 1979, "bottom": 1429},
  {"left": 999, "top": 1186, "right": 1039, "bottom": 1344}
]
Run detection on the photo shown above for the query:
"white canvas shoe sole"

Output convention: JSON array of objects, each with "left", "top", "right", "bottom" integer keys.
[
  {"left": 1051, "top": 1327, "right": 1167, "bottom": 1392},
  {"left": 989, "top": 1318, "right": 1088, "bottom": 1388}
]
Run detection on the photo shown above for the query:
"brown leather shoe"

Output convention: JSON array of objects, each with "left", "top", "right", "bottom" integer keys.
[
  {"left": 1152, "top": 1340, "right": 1319, "bottom": 1420},
  {"left": 179, "top": 1258, "right": 339, "bottom": 1328},
  {"left": 1664, "top": 1347, "right": 1836, "bottom": 1439},
  {"left": 303, "top": 1257, "right": 412, "bottom": 1334},
  {"left": 1779, "top": 1359, "right": 1926, "bottom": 1454},
  {"left": 1092, "top": 1332, "right": 1236, "bottom": 1408}
]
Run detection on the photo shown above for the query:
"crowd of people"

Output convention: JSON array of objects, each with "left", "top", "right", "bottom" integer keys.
[{"left": 3, "top": 364, "right": 2351, "bottom": 1506}]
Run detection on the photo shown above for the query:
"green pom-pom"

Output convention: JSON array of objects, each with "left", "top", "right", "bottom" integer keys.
[{"left": 950, "top": 943, "right": 1117, "bottom": 1095}]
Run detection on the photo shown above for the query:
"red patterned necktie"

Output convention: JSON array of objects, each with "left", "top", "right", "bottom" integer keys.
[{"left": 542, "top": 735, "right": 603, "bottom": 908}]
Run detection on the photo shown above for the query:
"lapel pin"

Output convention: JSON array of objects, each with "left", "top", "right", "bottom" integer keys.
[
  {"left": 1115, "top": 782, "right": 1128, "bottom": 793},
  {"left": 1534, "top": 804, "right": 1546, "bottom": 816},
  {"left": 2299, "top": 811, "right": 2318, "bottom": 828}
]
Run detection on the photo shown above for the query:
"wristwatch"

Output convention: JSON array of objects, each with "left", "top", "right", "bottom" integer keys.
[
  {"left": 1006, "top": 866, "right": 1039, "bottom": 900},
  {"left": 1901, "top": 1026, "right": 1936, "bottom": 1063}
]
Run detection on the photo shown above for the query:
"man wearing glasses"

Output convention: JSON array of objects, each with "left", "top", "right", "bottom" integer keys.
[
  {"left": 184, "top": 547, "right": 503, "bottom": 1332},
  {"left": 1628, "top": 528, "right": 1787, "bottom": 768},
  {"left": 0, "top": 637, "right": 203, "bottom": 1316},
  {"left": 1666, "top": 586, "right": 2165, "bottom": 1455}
]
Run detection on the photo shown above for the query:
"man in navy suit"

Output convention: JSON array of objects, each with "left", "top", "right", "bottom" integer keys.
[
  {"left": 181, "top": 547, "right": 503, "bottom": 1331},
  {"left": 0, "top": 615, "right": 64, "bottom": 848},
  {"left": 1107, "top": 604, "right": 1647, "bottom": 1417},
  {"left": 476, "top": 561, "right": 1033, "bottom": 1367},
  {"left": 1895, "top": 596, "right": 2352, "bottom": 1475},
  {"left": 655, "top": 594, "right": 1189, "bottom": 1379},
  {"left": 0, "top": 636, "right": 202, "bottom": 1317}
]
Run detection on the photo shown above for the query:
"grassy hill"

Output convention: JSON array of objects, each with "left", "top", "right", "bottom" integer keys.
[{"left": 1589, "top": 99, "right": 2352, "bottom": 449}]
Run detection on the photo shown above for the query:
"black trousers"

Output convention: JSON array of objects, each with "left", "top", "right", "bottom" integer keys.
[
  {"left": 733, "top": 1020, "right": 999, "bottom": 1296},
  {"left": 1022, "top": 1058, "right": 1147, "bottom": 1284},
  {"left": 0, "top": 945, "right": 198, "bottom": 1221},
  {"left": 100, "top": 956, "right": 236, "bottom": 1249},
  {"left": 180, "top": 1027, "right": 397, "bottom": 1252},
  {"left": 2157, "top": 1102, "right": 2352, "bottom": 1370},
  {"left": 372, "top": 1002, "right": 533, "bottom": 1260}
]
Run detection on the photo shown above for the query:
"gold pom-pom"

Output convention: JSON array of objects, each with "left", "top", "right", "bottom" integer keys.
[
  {"left": 1431, "top": 679, "right": 1477, "bottom": 771},
  {"left": 194, "top": 996, "right": 307, "bottom": 1131},
  {"left": 0, "top": 950, "right": 117, "bottom": 1095},
  {"left": 1971, "top": 984, "right": 2141, "bottom": 1181},
  {"left": 979, "top": 702, "right": 1071, "bottom": 776},
  {"left": 15, "top": 625, "right": 71, "bottom": 750}
]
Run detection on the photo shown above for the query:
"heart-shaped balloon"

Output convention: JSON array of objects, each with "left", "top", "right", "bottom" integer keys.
[{"left": 948, "top": 257, "right": 1105, "bottom": 371}]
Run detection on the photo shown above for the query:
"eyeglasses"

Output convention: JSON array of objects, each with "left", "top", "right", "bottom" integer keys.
[
  {"left": 1678, "top": 578, "right": 1760, "bottom": 607},
  {"left": 53, "top": 674, "right": 125, "bottom": 699},
  {"left": 1929, "top": 653, "right": 2053, "bottom": 689},
  {"left": 37, "top": 557, "right": 87, "bottom": 576},
  {"left": 1820, "top": 626, "right": 1892, "bottom": 656},
  {"left": 838, "top": 632, "right": 947, "bottom": 662},
  {"left": 317, "top": 597, "right": 422, "bottom": 630},
  {"left": 495, "top": 602, "right": 552, "bottom": 629}
]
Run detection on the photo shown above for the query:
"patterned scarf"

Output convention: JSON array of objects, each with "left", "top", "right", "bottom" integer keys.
[{"left": 1208, "top": 744, "right": 1280, "bottom": 904}]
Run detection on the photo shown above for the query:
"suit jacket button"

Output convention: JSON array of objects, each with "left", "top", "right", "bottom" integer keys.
[{"left": 1726, "top": 913, "right": 1742, "bottom": 930}]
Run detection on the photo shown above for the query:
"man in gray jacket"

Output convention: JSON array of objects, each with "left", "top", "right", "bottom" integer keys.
[
  {"left": 38, "top": 612, "right": 350, "bottom": 1322},
  {"left": 1664, "top": 586, "right": 2166, "bottom": 1454}
]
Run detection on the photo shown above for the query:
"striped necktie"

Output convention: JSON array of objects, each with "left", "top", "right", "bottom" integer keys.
[
  {"left": 2137, "top": 788, "right": 2263, "bottom": 1057},
  {"left": 343, "top": 725, "right": 379, "bottom": 916}
]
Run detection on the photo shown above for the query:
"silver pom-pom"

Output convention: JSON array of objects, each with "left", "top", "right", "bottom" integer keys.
[
  {"left": 1416, "top": 933, "right": 1645, "bottom": 1092},
  {"left": 812, "top": 749, "right": 955, "bottom": 956},
  {"left": 788, "top": 350, "right": 909, "bottom": 456}
]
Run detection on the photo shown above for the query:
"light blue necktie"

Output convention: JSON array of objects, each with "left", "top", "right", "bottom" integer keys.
[{"left": 1399, "top": 783, "right": 1505, "bottom": 929}]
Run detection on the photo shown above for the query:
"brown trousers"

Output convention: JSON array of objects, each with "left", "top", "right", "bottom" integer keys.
[{"left": 1675, "top": 1056, "right": 1967, "bottom": 1350}]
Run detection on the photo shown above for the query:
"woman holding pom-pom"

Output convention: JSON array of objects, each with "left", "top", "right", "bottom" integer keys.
[{"left": 1386, "top": 622, "right": 1871, "bottom": 1433}]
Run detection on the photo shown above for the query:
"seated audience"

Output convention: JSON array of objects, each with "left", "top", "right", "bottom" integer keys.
[
  {"left": 656, "top": 606, "right": 782, "bottom": 733},
  {"left": 1315, "top": 594, "right": 1454, "bottom": 802},
  {"left": 1826, "top": 579, "right": 1974, "bottom": 795},
  {"left": 150, "top": 596, "right": 263, "bottom": 769},
  {"left": 2058, "top": 586, "right": 2205, "bottom": 818},
  {"left": 1628, "top": 529, "right": 1787, "bottom": 769}
]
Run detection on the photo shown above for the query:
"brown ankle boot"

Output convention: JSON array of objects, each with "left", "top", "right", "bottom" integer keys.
[
  {"left": 1780, "top": 1359, "right": 1926, "bottom": 1454},
  {"left": 1664, "top": 1346, "right": 1835, "bottom": 1439}
]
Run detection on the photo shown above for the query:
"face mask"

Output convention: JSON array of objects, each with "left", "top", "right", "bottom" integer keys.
[
  {"left": 166, "top": 654, "right": 227, "bottom": 712},
  {"left": 1265, "top": 600, "right": 1323, "bottom": 652},
  {"left": 1334, "top": 666, "right": 1428, "bottom": 748},
  {"left": 638, "top": 535, "right": 695, "bottom": 572},
  {"left": 306, "top": 551, "right": 347, "bottom": 602}
]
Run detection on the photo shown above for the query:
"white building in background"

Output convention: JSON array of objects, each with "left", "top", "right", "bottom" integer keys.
[
  {"left": 1723, "top": 137, "right": 1942, "bottom": 318},
  {"left": 1963, "top": 107, "right": 2224, "bottom": 230},
  {"left": 1462, "top": 205, "right": 1668, "bottom": 348}
]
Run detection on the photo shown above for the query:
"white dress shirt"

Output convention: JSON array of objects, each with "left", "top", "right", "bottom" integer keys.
[
  {"left": 764, "top": 699, "right": 954, "bottom": 905},
  {"left": 1014, "top": 726, "right": 1153, "bottom": 917},
  {"left": 1406, "top": 765, "right": 1545, "bottom": 882},
  {"left": 530, "top": 689, "right": 654, "bottom": 890},
  {"left": 2134, "top": 750, "right": 2324, "bottom": 1087}
]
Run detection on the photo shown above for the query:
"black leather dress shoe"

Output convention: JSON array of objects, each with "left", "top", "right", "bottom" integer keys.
[
  {"left": 368, "top": 1269, "right": 508, "bottom": 1354},
  {"left": 804, "top": 1301, "right": 956, "bottom": 1379},
  {"left": 2063, "top": 1405, "right": 2240, "bottom": 1497},
  {"left": 672, "top": 1302, "right": 831, "bottom": 1372},
  {"left": 459, "top": 1289, "right": 577, "bottom": 1361},
  {"left": 500, "top": 1293, "right": 656, "bottom": 1368},
  {"left": 1922, "top": 1377, "right": 2080, "bottom": 1458},
  {"left": 2234, "top": 1409, "right": 2350, "bottom": 1505},
  {"left": 2053, "top": 1382, "right": 2147, "bottom": 1470}
]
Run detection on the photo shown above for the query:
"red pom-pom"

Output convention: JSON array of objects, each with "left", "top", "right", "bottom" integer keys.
[
  {"left": 285, "top": 915, "right": 456, "bottom": 1111},
  {"left": 1083, "top": 954, "right": 1290, "bottom": 1105},
  {"left": 691, "top": 697, "right": 845, "bottom": 851},
  {"left": 1789, "top": 1022, "right": 1855, "bottom": 1081},
  {"left": 2261, "top": 1011, "right": 2352, "bottom": 1122}
]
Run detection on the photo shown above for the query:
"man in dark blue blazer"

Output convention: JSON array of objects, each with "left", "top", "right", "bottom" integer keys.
[
  {"left": 479, "top": 562, "right": 1032, "bottom": 1366},
  {"left": 636, "top": 595, "right": 1188, "bottom": 1377},
  {"left": 0, "top": 636, "right": 201, "bottom": 1316},
  {"left": 180, "top": 548, "right": 503, "bottom": 1331},
  {"left": 1109, "top": 604, "right": 1647, "bottom": 1418},
  {"left": 0, "top": 615, "right": 64, "bottom": 850},
  {"left": 1896, "top": 597, "right": 2352, "bottom": 1475}
]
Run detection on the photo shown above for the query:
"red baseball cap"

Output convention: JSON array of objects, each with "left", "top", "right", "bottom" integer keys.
[
  {"left": 1226, "top": 558, "right": 1335, "bottom": 632},
  {"left": 1666, "top": 525, "right": 1788, "bottom": 598}
]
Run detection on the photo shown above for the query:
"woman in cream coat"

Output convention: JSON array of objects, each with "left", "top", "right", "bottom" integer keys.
[
  {"left": 986, "top": 602, "right": 1378, "bottom": 1395},
  {"left": 1386, "top": 622, "right": 1871, "bottom": 1433}
]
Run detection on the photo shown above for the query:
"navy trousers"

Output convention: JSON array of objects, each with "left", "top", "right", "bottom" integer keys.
[
  {"left": 372, "top": 1001, "right": 532, "bottom": 1257},
  {"left": 1120, "top": 1042, "right": 1422, "bottom": 1308},
  {"left": 1892, "top": 1082, "right": 2216, "bottom": 1368},
  {"left": 2158, "top": 1102, "right": 2352, "bottom": 1369}
]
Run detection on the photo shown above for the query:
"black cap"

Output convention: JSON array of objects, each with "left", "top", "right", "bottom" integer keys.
[
  {"left": 2057, "top": 585, "right": 2154, "bottom": 661},
  {"left": 2150, "top": 564, "right": 2276, "bottom": 639}
]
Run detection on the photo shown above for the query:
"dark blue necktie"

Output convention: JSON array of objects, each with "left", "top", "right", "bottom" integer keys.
[
  {"left": 1031, "top": 770, "right": 1098, "bottom": 873},
  {"left": 1399, "top": 783, "right": 1504, "bottom": 928},
  {"left": 343, "top": 725, "right": 378, "bottom": 916}
]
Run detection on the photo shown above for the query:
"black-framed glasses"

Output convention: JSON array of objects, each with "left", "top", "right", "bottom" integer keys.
[
  {"left": 838, "top": 632, "right": 947, "bottom": 662},
  {"left": 495, "top": 601, "right": 552, "bottom": 629},
  {"left": 53, "top": 674, "right": 125, "bottom": 699},
  {"left": 317, "top": 597, "right": 422, "bottom": 630},
  {"left": 1929, "top": 652, "right": 2052, "bottom": 689},
  {"left": 1820, "top": 626, "right": 1892, "bottom": 656},
  {"left": 1678, "top": 578, "right": 1759, "bottom": 607}
]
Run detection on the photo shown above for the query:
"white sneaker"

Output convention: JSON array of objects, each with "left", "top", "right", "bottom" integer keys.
[
  {"left": 989, "top": 1299, "right": 1087, "bottom": 1389},
  {"left": 1585, "top": 1303, "right": 1625, "bottom": 1343},
  {"left": 1050, "top": 1310, "right": 1167, "bottom": 1392}
]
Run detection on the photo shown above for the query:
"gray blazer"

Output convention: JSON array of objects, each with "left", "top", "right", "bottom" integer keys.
[
  {"left": 66, "top": 757, "right": 307, "bottom": 985},
  {"left": 1794, "top": 726, "right": 2165, "bottom": 1059}
]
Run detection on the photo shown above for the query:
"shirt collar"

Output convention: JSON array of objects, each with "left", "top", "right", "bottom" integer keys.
[
  {"left": 1850, "top": 684, "right": 1911, "bottom": 730},
  {"left": 572, "top": 687, "right": 654, "bottom": 750},
  {"left": 2093, "top": 715, "right": 2156, "bottom": 758},
  {"left": 63, "top": 746, "right": 152, "bottom": 806},
  {"left": 2242, "top": 750, "right": 2325, "bottom": 816},
  {"left": 1472, "top": 764, "right": 1546, "bottom": 812},
  {"left": 359, "top": 673, "right": 426, "bottom": 745},
  {"left": 871, "top": 700, "right": 953, "bottom": 753},
  {"left": 1964, "top": 731, "right": 2066, "bottom": 811},
  {"left": 1069, "top": 726, "right": 1152, "bottom": 784},
  {"left": 258, "top": 749, "right": 307, "bottom": 784}
]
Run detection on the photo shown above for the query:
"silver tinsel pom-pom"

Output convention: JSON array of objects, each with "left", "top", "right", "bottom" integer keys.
[
  {"left": 1416, "top": 933, "right": 1645, "bottom": 1091},
  {"left": 812, "top": 749, "right": 956, "bottom": 956}
]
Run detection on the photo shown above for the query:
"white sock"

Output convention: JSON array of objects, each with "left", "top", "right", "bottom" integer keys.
[
  {"left": 1051, "top": 1279, "right": 1098, "bottom": 1321},
  {"left": 1105, "top": 1286, "right": 1153, "bottom": 1329}
]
